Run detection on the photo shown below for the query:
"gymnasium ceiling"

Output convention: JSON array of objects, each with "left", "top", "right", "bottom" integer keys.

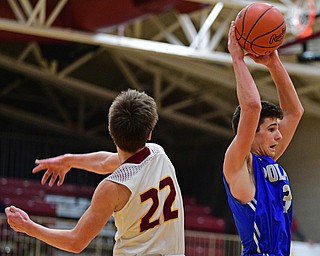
[{"left": 0, "top": 0, "right": 319, "bottom": 149}]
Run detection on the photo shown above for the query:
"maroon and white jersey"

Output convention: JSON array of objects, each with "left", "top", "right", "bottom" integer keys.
[{"left": 106, "top": 143, "right": 185, "bottom": 256}]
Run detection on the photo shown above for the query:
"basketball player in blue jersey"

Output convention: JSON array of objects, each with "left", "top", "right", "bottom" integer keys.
[
  {"left": 5, "top": 89, "right": 185, "bottom": 255},
  {"left": 223, "top": 22, "right": 304, "bottom": 256}
]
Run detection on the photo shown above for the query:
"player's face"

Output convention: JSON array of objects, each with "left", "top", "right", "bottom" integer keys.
[{"left": 251, "top": 117, "right": 282, "bottom": 158}]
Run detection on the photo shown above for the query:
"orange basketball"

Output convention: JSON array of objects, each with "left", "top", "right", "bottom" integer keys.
[{"left": 234, "top": 2, "right": 286, "bottom": 55}]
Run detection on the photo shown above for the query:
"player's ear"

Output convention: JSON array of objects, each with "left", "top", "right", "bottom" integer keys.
[{"left": 147, "top": 131, "right": 152, "bottom": 141}]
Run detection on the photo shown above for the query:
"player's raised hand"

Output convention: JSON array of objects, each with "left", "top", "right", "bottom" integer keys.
[
  {"left": 32, "top": 155, "right": 71, "bottom": 187},
  {"left": 228, "top": 21, "right": 244, "bottom": 59},
  {"left": 245, "top": 50, "right": 280, "bottom": 67}
]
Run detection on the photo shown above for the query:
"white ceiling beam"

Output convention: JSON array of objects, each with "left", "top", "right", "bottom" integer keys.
[
  {"left": 186, "top": 0, "right": 288, "bottom": 12},
  {"left": 149, "top": 16, "right": 184, "bottom": 45},
  {"left": 209, "top": 10, "right": 236, "bottom": 51},
  {"left": 26, "top": 0, "right": 46, "bottom": 26},
  {"left": 0, "top": 17, "right": 319, "bottom": 79},
  {"left": 7, "top": 0, "right": 26, "bottom": 22},
  {"left": 46, "top": 0, "right": 68, "bottom": 27},
  {"left": 190, "top": 2, "right": 224, "bottom": 49},
  {"left": 177, "top": 13, "right": 198, "bottom": 44},
  {"left": 0, "top": 17, "right": 232, "bottom": 64}
]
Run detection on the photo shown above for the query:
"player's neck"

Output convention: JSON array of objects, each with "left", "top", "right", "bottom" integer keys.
[{"left": 117, "top": 146, "right": 146, "bottom": 163}]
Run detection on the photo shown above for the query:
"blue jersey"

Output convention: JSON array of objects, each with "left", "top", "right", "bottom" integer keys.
[{"left": 223, "top": 153, "right": 292, "bottom": 256}]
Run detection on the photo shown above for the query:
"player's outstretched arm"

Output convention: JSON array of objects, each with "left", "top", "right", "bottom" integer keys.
[
  {"left": 32, "top": 152, "right": 121, "bottom": 187},
  {"left": 5, "top": 180, "right": 121, "bottom": 253}
]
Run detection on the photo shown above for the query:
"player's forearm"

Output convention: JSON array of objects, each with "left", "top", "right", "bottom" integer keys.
[
  {"left": 267, "top": 59, "right": 304, "bottom": 118},
  {"left": 27, "top": 222, "right": 87, "bottom": 253},
  {"left": 63, "top": 151, "right": 121, "bottom": 175},
  {"left": 233, "top": 58, "right": 261, "bottom": 109}
]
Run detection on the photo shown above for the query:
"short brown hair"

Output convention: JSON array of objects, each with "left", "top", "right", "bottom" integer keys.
[
  {"left": 108, "top": 89, "right": 158, "bottom": 152},
  {"left": 231, "top": 100, "right": 283, "bottom": 135}
]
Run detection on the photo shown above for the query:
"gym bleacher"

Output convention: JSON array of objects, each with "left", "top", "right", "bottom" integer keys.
[
  {"left": 0, "top": 177, "right": 95, "bottom": 219},
  {"left": 0, "top": 177, "right": 241, "bottom": 255},
  {"left": 1, "top": 177, "right": 225, "bottom": 230}
]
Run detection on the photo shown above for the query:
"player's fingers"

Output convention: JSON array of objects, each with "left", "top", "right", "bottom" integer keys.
[
  {"left": 49, "top": 173, "right": 58, "bottom": 187},
  {"left": 245, "top": 53, "right": 260, "bottom": 61},
  {"left": 35, "top": 159, "right": 48, "bottom": 164},
  {"left": 228, "top": 21, "right": 234, "bottom": 40},
  {"left": 9, "top": 205, "right": 17, "bottom": 212},
  {"left": 5, "top": 206, "right": 16, "bottom": 219},
  {"left": 57, "top": 175, "right": 65, "bottom": 186},
  {"left": 245, "top": 52, "right": 254, "bottom": 58},
  {"left": 41, "top": 170, "right": 52, "bottom": 185},
  {"left": 5, "top": 206, "right": 11, "bottom": 215},
  {"left": 10, "top": 224, "right": 19, "bottom": 232},
  {"left": 32, "top": 164, "right": 46, "bottom": 174}
]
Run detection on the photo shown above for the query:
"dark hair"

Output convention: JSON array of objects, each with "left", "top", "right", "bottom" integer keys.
[
  {"left": 231, "top": 100, "right": 283, "bottom": 135},
  {"left": 108, "top": 89, "right": 158, "bottom": 152}
]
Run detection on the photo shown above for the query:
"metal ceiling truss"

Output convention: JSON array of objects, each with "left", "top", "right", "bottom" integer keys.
[{"left": 0, "top": 0, "right": 319, "bottom": 144}]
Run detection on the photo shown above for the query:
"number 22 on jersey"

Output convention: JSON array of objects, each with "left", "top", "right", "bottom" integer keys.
[{"left": 139, "top": 176, "right": 179, "bottom": 232}]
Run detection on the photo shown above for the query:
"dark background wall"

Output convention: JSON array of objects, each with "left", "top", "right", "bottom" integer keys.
[{"left": 0, "top": 116, "right": 231, "bottom": 218}]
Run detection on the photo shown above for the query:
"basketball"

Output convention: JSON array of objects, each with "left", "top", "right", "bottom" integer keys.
[{"left": 234, "top": 2, "right": 286, "bottom": 55}]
